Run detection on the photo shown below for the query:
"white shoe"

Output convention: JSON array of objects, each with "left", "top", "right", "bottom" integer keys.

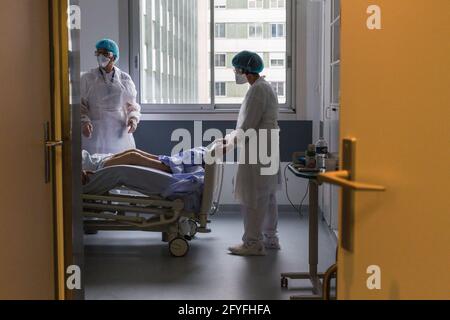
[
  {"left": 228, "top": 243, "right": 267, "bottom": 256},
  {"left": 264, "top": 237, "right": 281, "bottom": 250}
]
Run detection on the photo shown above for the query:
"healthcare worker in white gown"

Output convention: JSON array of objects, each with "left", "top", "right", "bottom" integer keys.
[
  {"left": 225, "top": 51, "right": 282, "bottom": 256},
  {"left": 81, "top": 39, "right": 141, "bottom": 155}
]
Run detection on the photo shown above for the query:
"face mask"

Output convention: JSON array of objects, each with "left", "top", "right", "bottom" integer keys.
[
  {"left": 97, "top": 55, "right": 111, "bottom": 69},
  {"left": 235, "top": 72, "right": 248, "bottom": 85}
]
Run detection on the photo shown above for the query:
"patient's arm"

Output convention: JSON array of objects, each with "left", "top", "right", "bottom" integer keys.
[
  {"left": 103, "top": 152, "right": 172, "bottom": 173},
  {"left": 128, "top": 149, "right": 160, "bottom": 160},
  {"left": 111, "top": 149, "right": 160, "bottom": 161}
]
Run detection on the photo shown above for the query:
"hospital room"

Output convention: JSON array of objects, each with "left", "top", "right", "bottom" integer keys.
[
  {"left": 76, "top": 0, "right": 339, "bottom": 300},
  {"left": 1, "top": 0, "right": 448, "bottom": 304}
]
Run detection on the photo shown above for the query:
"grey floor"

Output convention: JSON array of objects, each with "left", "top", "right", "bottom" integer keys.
[{"left": 84, "top": 211, "right": 337, "bottom": 300}]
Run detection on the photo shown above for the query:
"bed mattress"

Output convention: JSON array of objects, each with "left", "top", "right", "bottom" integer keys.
[{"left": 83, "top": 165, "right": 203, "bottom": 212}]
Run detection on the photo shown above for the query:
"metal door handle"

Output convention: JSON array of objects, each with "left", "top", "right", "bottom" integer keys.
[
  {"left": 318, "top": 170, "right": 386, "bottom": 191},
  {"left": 317, "top": 138, "right": 386, "bottom": 251},
  {"left": 46, "top": 141, "right": 64, "bottom": 148},
  {"left": 44, "top": 122, "right": 64, "bottom": 184}
]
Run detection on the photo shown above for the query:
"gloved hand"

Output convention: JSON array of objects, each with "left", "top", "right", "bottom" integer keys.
[
  {"left": 222, "top": 134, "right": 236, "bottom": 154},
  {"left": 128, "top": 118, "right": 138, "bottom": 134},
  {"left": 82, "top": 122, "right": 93, "bottom": 138}
]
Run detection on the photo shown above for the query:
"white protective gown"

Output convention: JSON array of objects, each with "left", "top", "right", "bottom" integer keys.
[
  {"left": 81, "top": 67, "right": 141, "bottom": 155},
  {"left": 233, "top": 77, "right": 282, "bottom": 209},
  {"left": 231, "top": 77, "right": 282, "bottom": 246}
]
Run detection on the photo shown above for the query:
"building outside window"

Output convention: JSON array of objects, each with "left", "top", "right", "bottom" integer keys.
[
  {"left": 270, "top": 52, "right": 285, "bottom": 67},
  {"left": 214, "top": 0, "right": 288, "bottom": 104},
  {"left": 271, "top": 23, "right": 285, "bottom": 38},
  {"left": 135, "top": 0, "right": 290, "bottom": 108},
  {"left": 248, "top": 0, "right": 263, "bottom": 9},
  {"left": 215, "top": 53, "right": 226, "bottom": 68},
  {"left": 215, "top": 23, "right": 226, "bottom": 38},
  {"left": 215, "top": 82, "right": 227, "bottom": 97},
  {"left": 270, "top": 81, "right": 285, "bottom": 97},
  {"left": 270, "top": 0, "right": 285, "bottom": 9},
  {"left": 215, "top": 0, "right": 227, "bottom": 9},
  {"left": 248, "top": 23, "right": 263, "bottom": 39}
]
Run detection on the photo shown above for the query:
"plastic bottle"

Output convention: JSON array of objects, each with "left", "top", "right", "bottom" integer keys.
[{"left": 315, "top": 137, "right": 329, "bottom": 170}]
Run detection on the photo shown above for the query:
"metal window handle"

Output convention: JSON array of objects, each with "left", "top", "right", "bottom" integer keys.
[{"left": 318, "top": 170, "right": 386, "bottom": 192}]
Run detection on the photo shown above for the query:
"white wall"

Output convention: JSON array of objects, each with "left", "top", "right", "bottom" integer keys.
[
  {"left": 79, "top": 0, "right": 125, "bottom": 73},
  {"left": 295, "top": 0, "right": 323, "bottom": 141}
]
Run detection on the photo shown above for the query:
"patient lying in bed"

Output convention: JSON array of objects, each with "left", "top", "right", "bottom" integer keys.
[{"left": 82, "top": 148, "right": 207, "bottom": 185}]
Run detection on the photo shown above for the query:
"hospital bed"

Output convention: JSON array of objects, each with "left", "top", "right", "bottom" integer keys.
[{"left": 82, "top": 148, "right": 224, "bottom": 257}]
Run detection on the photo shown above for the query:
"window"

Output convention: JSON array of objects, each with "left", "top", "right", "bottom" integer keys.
[
  {"left": 270, "top": 0, "right": 285, "bottom": 9},
  {"left": 248, "top": 0, "right": 263, "bottom": 9},
  {"left": 270, "top": 59, "right": 285, "bottom": 67},
  {"left": 329, "top": 0, "right": 341, "bottom": 106},
  {"left": 131, "top": 0, "right": 293, "bottom": 110},
  {"left": 215, "top": 23, "right": 226, "bottom": 38},
  {"left": 215, "top": 82, "right": 226, "bottom": 97},
  {"left": 248, "top": 23, "right": 263, "bottom": 39},
  {"left": 215, "top": 53, "right": 226, "bottom": 68},
  {"left": 270, "top": 52, "right": 285, "bottom": 67},
  {"left": 214, "top": 0, "right": 226, "bottom": 9},
  {"left": 271, "top": 23, "right": 285, "bottom": 38},
  {"left": 271, "top": 82, "right": 285, "bottom": 97}
]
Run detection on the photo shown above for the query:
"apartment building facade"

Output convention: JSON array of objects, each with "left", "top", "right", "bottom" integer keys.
[
  {"left": 213, "top": 0, "right": 287, "bottom": 104},
  {"left": 139, "top": 0, "right": 287, "bottom": 106}
]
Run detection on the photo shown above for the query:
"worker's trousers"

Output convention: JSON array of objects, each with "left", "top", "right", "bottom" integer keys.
[{"left": 241, "top": 193, "right": 279, "bottom": 246}]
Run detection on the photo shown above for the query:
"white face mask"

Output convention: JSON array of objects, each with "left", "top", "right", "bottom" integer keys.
[
  {"left": 235, "top": 72, "right": 248, "bottom": 85},
  {"left": 97, "top": 55, "right": 111, "bottom": 69}
]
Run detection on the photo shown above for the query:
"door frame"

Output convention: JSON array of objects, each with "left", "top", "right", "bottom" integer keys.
[
  {"left": 322, "top": 0, "right": 341, "bottom": 234},
  {"left": 49, "top": 0, "right": 80, "bottom": 300}
]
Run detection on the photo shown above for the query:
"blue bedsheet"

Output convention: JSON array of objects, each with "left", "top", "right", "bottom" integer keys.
[{"left": 158, "top": 148, "right": 207, "bottom": 211}]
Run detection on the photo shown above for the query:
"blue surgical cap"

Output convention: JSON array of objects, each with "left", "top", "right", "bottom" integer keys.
[
  {"left": 96, "top": 38, "right": 120, "bottom": 62},
  {"left": 232, "top": 51, "right": 264, "bottom": 74}
]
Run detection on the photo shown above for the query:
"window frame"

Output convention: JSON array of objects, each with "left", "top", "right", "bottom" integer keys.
[
  {"left": 248, "top": 23, "right": 263, "bottom": 39},
  {"left": 270, "top": 0, "right": 285, "bottom": 9},
  {"left": 129, "top": 0, "right": 296, "bottom": 114},
  {"left": 215, "top": 23, "right": 226, "bottom": 39},
  {"left": 323, "top": 0, "right": 341, "bottom": 117},
  {"left": 271, "top": 23, "right": 286, "bottom": 38},
  {"left": 248, "top": 0, "right": 264, "bottom": 10}
]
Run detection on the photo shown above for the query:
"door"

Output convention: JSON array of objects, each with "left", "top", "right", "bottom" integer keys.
[
  {"left": 320, "top": 0, "right": 450, "bottom": 299},
  {"left": 50, "top": 0, "right": 84, "bottom": 300},
  {"left": 0, "top": 0, "right": 59, "bottom": 299}
]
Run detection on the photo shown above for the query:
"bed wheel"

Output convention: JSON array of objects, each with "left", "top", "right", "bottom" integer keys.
[
  {"left": 188, "top": 220, "right": 199, "bottom": 238},
  {"left": 169, "top": 238, "right": 190, "bottom": 257}
]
